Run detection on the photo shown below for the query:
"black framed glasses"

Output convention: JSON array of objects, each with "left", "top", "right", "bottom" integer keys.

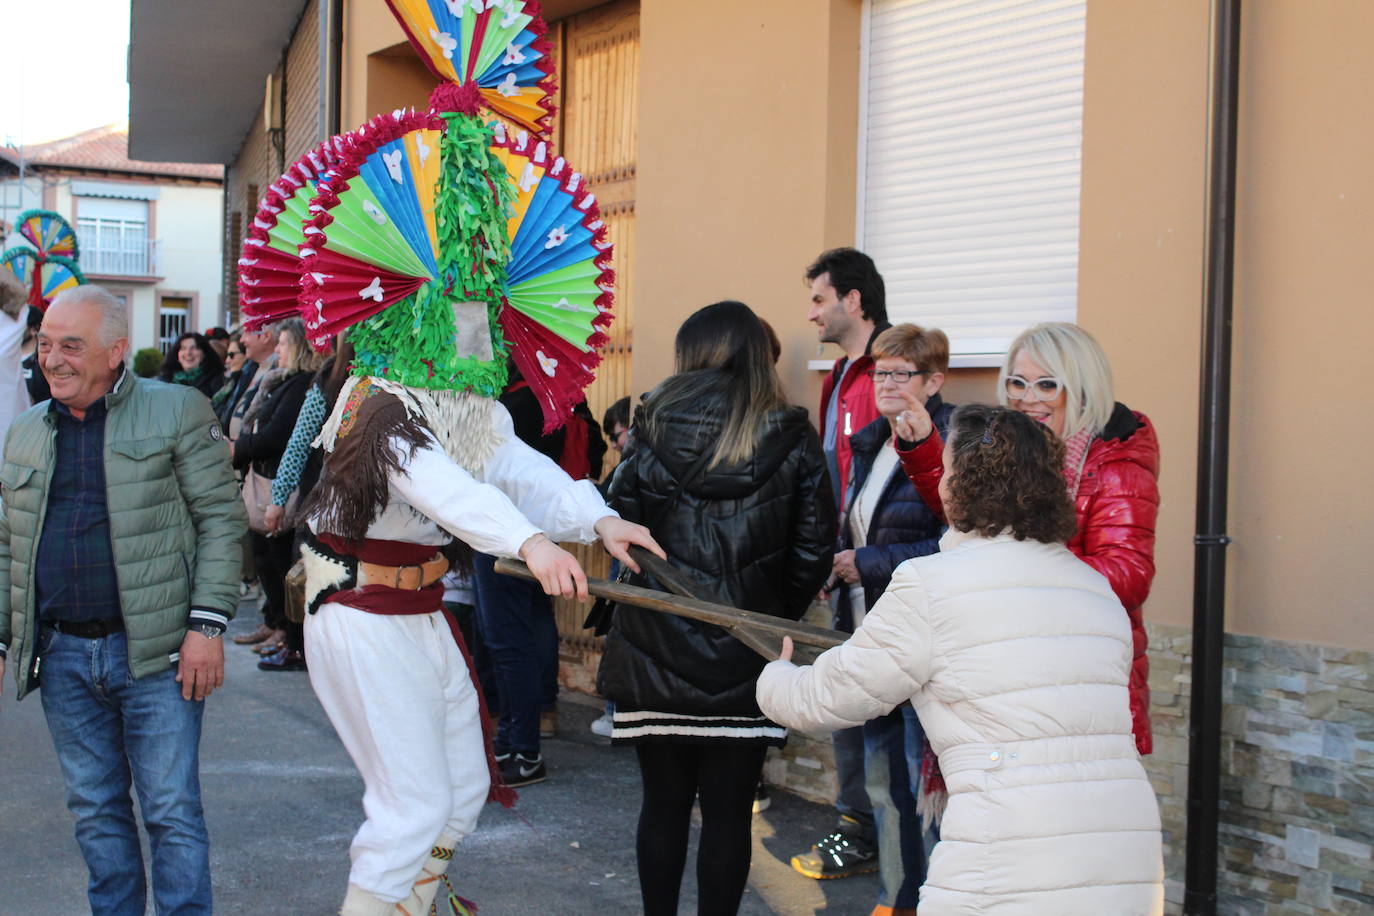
[{"left": 866, "top": 369, "right": 928, "bottom": 383}]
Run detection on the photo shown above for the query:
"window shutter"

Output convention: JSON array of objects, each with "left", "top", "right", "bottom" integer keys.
[
  {"left": 76, "top": 197, "right": 149, "bottom": 222},
  {"left": 858, "top": 0, "right": 1087, "bottom": 365}
]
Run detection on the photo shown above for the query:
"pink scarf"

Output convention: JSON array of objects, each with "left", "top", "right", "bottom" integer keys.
[{"left": 1061, "top": 426, "right": 1094, "bottom": 500}]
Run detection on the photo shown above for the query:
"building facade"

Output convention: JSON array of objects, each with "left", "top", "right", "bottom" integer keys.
[
  {"left": 1, "top": 124, "right": 225, "bottom": 354},
  {"left": 128, "top": 2, "right": 1373, "bottom": 912}
]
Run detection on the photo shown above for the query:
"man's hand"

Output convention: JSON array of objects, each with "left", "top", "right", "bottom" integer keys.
[
  {"left": 176, "top": 630, "right": 225, "bottom": 701},
  {"left": 593, "top": 516, "right": 666, "bottom": 574},
  {"left": 891, "top": 391, "right": 932, "bottom": 443},
  {"left": 264, "top": 503, "right": 285, "bottom": 535},
  {"left": 832, "top": 548, "right": 861, "bottom": 584},
  {"left": 520, "top": 533, "right": 589, "bottom": 599},
  {"left": 779, "top": 636, "right": 794, "bottom": 663}
]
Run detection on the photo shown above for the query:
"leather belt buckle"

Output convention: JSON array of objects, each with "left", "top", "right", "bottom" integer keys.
[{"left": 394, "top": 564, "right": 422, "bottom": 590}]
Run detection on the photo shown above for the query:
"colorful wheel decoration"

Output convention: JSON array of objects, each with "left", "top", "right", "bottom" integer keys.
[
  {"left": 1, "top": 249, "right": 85, "bottom": 309},
  {"left": 2, "top": 210, "right": 86, "bottom": 310},
  {"left": 16, "top": 209, "right": 80, "bottom": 261},
  {"left": 239, "top": 136, "right": 350, "bottom": 330},
  {"left": 235, "top": 1, "right": 613, "bottom": 431},
  {"left": 385, "top": 0, "right": 557, "bottom": 137},
  {"left": 489, "top": 124, "right": 612, "bottom": 425}
]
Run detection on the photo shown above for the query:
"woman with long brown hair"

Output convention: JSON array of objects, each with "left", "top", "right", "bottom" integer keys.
[{"left": 598, "top": 300, "right": 835, "bottom": 915}]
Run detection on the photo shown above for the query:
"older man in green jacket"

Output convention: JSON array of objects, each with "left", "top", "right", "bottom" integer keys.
[{"left": 0, "top": 285, "right": 246, "bottom": 916}]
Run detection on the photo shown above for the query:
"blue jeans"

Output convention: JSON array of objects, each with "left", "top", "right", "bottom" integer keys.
[
  {"left": 864, "top": 705, "right": 936, "bottom": 908},
  {"left": 38, "top": 628, "right": 212, "bottom": 916},
  {"left": 832, "top": 724, "right": 875, "bottom": 831},
  {"left": 473, "top": 553, "right": 559, "bottom": 755}
]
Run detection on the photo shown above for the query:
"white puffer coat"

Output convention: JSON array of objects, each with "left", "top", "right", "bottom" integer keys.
[{"left": 757, "top": 529, "right": 1164, "bottom": 915}]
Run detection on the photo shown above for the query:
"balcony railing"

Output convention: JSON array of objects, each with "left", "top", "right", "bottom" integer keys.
[{"left": 82, "top": 239, "right": 162, "bottom": 278}]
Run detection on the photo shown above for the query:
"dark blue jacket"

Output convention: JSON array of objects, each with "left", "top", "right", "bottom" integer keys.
[{"left": 835, "top": 395, "right": 954, "bottom": 630}]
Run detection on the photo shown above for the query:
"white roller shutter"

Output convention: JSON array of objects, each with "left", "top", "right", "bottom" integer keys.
[{"left": 857, "top": 0, "right": 1086, "bottom": 365}]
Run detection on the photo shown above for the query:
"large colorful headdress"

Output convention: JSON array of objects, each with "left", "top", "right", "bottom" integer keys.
[
  {"left": 2, "top": 209, "right": 85, "bottom": 310},
  {"left": 239, "top": 0, "right": 611, "bottom": 431}
]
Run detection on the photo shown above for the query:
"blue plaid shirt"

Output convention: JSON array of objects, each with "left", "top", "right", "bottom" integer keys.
[{"left": 35, "top": 396, "right": 122, "bottom": 624}]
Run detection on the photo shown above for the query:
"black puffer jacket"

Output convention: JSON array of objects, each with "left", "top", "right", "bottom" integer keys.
[
  {"left": 232, "top": 369, "right": 312, "bottom": 479},
  {"left": 597, "top": 385, "right": 836, "bottom": 718}
]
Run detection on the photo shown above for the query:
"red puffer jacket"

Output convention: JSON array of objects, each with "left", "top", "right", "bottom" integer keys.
[{"left": 1069, "top": 405, "right": 1160, "bottom": 755}]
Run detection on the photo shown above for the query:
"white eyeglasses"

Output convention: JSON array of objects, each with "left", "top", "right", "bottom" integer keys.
[{"left": 1004, "top": 374, "right": 1064, "bottom": 402}]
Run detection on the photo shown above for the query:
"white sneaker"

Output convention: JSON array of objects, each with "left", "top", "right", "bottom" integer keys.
[{"left": 590, "top": 713, "right": 614, "bottom": 737}]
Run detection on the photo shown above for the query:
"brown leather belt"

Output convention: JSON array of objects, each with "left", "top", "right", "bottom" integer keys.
[{"left": 356, "top": 554, "right": 449, "bottom": 590}]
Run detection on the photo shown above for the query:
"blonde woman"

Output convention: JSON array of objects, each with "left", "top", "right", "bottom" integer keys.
[
  {"left": 997, "top": 322, "right": 1161, "bottom": 754},
  {"left": 598, "top": 300, "right": 835, "bottom": 916}
]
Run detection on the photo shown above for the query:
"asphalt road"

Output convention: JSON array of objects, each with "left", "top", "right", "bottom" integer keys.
[{"left": 0, "top": 606, "right": 879, "bottom": 915}]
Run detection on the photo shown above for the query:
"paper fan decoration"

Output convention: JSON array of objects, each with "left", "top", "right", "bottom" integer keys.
[
  {"left": 2, "top": 250, "right": 85, "bottom": 308},
  {"left": 385, "top": 0, "right": 556, "bottom": 136},
  {"left": 297, "top": 109, "right": 503, "bottom": 389},
  {"left": 489, "top": 124, "right": 613, "bottom": 427},
  {"left": 16, "top": 209, "right": 80, "bottom": 262},
  {"left": 296, "top": 107, "right": 613, "bottom": 429},
  {"left": 238, "top": 137, "right": 349, "bottom": 330}
]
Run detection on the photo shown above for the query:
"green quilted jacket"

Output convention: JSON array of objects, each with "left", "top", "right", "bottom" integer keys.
[{"left": 0, "top": 372, "right": 246, "bottom": 699}]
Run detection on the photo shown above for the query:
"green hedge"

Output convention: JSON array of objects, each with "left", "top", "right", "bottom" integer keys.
[{"left": 133, "top": 348, "right": 163, "bottom": 378}]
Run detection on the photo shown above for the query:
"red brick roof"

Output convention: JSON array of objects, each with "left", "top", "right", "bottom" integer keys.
[{"left": 2, "top": 124, "right": 223, "bottom": 181}]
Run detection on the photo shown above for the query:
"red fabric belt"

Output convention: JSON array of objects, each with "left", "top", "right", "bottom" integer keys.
[{"left": 317, "top": 531, "right": 437, "bottom": 566}]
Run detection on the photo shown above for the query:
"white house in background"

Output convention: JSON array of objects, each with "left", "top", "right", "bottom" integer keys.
[{"left": 0, "top": 123, "right": 224, "bottom": 355}]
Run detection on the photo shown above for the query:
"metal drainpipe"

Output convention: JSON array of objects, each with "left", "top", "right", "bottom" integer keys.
[
  {"left": 317, "top": 0, "right": 343, "bottom": 142},
  {"left": 1184, "top": 1, "right": 1241, "bottom": 914}
]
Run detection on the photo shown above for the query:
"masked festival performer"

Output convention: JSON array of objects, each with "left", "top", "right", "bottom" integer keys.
[{"left": 233, "top": 4, "right": 661, "bottom": 912}]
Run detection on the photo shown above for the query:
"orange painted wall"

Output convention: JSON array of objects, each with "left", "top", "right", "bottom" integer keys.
[
  {"left": 1079, "top": 2, "right": 1374, "bottom": 648},
  {"left": 634, "top": 0, "right": 862, "bottom": 417}
]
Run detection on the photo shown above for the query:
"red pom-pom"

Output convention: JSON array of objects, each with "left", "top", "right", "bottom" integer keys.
[{"left": 430, "top": 81, "right": 485, "bottom": 116}]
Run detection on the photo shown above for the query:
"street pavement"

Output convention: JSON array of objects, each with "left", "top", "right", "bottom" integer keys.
[{"left": 0, "top": 604, "right": 880, "bottom": 915}]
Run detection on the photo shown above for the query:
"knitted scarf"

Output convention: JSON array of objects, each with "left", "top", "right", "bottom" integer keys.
[
  {"left": 1061, "top": 426, "right": 1095, "bottom": 500},
  {"left": 172, "top": 366, "right": 205, "bottom": 387}
]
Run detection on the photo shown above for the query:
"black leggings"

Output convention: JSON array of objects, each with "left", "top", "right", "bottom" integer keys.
[
  {"left": 635, "top": 742, "right": 767, "bottom": 916},
  {"left": 251, "top": 530, "right": 302, "bottom": 650}
]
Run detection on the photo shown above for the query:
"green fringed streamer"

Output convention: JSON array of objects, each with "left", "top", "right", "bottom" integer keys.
[{"left": 347, "top": 113, "right": 517, "bottom": 394}]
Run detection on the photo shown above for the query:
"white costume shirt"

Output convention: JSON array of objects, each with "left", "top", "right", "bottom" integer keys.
[{"left": 311, "top": 398, "right": 615, "bottom": 553}]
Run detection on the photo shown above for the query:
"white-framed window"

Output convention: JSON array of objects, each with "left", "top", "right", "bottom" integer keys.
[
  {"left": 857, "top": 0, "right": 1087, "bottom": 365},
  {"left": 76, "top": 198, "right": 155, "bottom": 276},
  {"left": 159, "top": 296, "right": 191, "bottom": 353}
]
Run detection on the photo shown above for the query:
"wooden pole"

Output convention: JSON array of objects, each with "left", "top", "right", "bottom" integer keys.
[{"left": 492, "top": 555, "right": 846, "bottom": 660}]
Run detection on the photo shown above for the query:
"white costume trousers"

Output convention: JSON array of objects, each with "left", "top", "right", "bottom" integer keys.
[{"left": 305, "top": 600, "right": 490, "bottom": 902}]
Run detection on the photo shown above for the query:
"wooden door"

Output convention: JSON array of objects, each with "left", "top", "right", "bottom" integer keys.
[{"left": 546, "top": 0, "right": 640, "bottom": 677}]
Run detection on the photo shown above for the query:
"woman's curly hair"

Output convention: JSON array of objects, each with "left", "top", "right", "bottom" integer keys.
[{"left": 945, "top": 404, "right": 1077, "bottom": 544}]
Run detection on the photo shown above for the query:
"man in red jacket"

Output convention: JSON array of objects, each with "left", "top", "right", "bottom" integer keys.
[
  {"left": 808, "top": 248, "right": 892, "bottom": 508},
  {"left": 791, "top": 248, "right": 891, "bottom": 882}
]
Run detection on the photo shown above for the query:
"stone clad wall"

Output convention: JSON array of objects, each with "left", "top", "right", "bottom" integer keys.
[{"left": 1117, "top": 624, "right": 1372, "bottom": 915}]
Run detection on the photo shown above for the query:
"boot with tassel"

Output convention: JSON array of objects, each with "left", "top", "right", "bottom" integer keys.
[
  {"left": 395, "top": 843, "right": 455, "bottom": 916},
  {"left": 339, "top": 883, "right": 400, "bottom": 916}
]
